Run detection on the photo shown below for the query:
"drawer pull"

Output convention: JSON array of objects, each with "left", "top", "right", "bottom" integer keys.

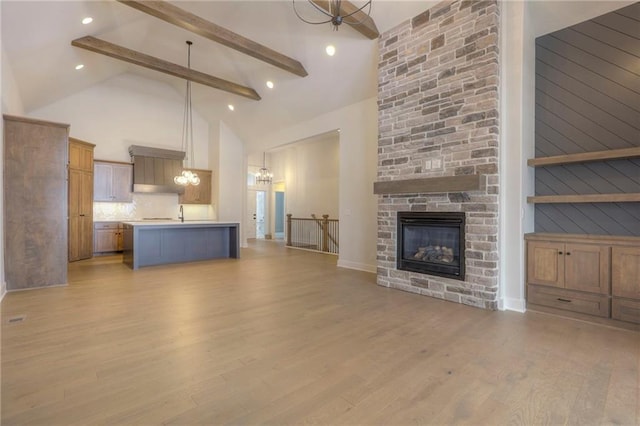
[
  {"left": 557, "top": 298, "right": 572, "bottom": 303},
  {"left": 558, "top": 251, "right": 563, "bottom": 255},
  {"left": 566, "top": 252, "right": 571, "bottom": 255}
]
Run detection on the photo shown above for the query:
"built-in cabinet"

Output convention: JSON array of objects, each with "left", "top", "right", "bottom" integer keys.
[
  {"left": 526, "top": 233, "right": 640, "bottom": 326},
  {"left": 179, "top": 169, "right": 212, "bottom": 204},
  {"left": 3, "top": 115, "right": 69, "bottom": 290},
  {"left": 526, "top": 147, "right": 639, "bottom": 328},
  {"left": 68, "top": 138, "right": 95, "bottom": 262},
  {"left": 611, "top": 246, "right": 640, "bottom": 324},
  {"left": 94, "top": 222, "right": 124, "bottom": 254},
  {"left": 94, "top": 160, "right": 133, "bottom": 202}
]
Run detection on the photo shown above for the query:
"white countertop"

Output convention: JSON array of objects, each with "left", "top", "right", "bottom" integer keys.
[{"left": 122, "top": 220, "right": 239, "bottom": 227}]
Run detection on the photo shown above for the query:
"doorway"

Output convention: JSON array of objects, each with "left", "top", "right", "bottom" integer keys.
[
  {"left": 247, "top": 189, "right": 266, "bottom": 240},
  {"left": 256, "top": 190, "right": 266, "bottom": 239},
  {"left": 274, "top": 191, "right": 285, "bottom": 240}
]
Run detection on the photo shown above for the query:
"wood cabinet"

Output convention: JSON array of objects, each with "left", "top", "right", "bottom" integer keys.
[
  {"left": 94, "top": 161, "right": 133, "bottom": 202},
  {"left": 69, "top": 137, "right": 94, "bottom": 171},
  {"left": 94, "top": 222, "right": 124, "bottom": 254},
  {"left": 68, "top": 138, "right": 95, "bottom": 262},
  {"left": 526, "top": 233, "right": 640, "bottom": 326},
  {"left": 4, "top": 115, "right": 69, "bottom": 290},
  {"left": 527, "top": 241, "right": 609, "bottom": 294},
  {"left": 179, "top": 169, "right": 212, "bottom": 204},
  {"left": 611, "top": 246, "right": 640, "bottom": 324},
  {"left": 68, "top": 167, "right": 94, "bottom": 261}
]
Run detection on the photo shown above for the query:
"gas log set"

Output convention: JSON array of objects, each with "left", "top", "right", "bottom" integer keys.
[{"left": 412, "top": 245, "right": 455, "bottom": 263}]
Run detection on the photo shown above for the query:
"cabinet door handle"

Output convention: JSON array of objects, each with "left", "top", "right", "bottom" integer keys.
[
  {"left": 557, "top": 298, "right": 572, "bottom": 303},
  {"left": 558, "top": 251, "right": 563, "bottom": 255},
  {"left": 79, "top": 214, "right": 85, "bottom": 217},
  {"left": 566, "top": 252, "right": 571, "bottom": 255}
]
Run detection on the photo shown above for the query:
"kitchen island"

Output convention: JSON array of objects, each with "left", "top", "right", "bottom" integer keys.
[{"left": 122, "top": 221, "right": 240, "bottom": 270}]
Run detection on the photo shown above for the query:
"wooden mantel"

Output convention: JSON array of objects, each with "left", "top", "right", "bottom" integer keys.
[{"left": 373, "top": 174, "right": 482, "bottom": 195}]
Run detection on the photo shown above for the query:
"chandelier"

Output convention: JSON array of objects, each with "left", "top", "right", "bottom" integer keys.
[
  {"left": 292, "top": 0, "right": 372, "bottom": 31},
  {"left": 174, "top": 40, "right": 200, "bottom": 186},
  {"left": 256, "top": 152, "right": 273, "bottom": 184}
]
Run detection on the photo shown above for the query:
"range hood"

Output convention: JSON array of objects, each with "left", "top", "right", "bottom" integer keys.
[{"left": 129, "top": 145, "right": 186, "bottom": 194}]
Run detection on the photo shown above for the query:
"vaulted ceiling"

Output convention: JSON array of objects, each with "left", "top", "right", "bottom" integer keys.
[
  {"left": 2, "top": 1, "right": 633, "bottom": 145},
  {"left": 1, "top": 1, "right": 433, "bottom": 142}
]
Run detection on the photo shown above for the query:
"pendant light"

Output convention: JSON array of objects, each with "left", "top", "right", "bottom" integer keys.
[
  {"left": 174, "top": 40, "right": 200, "bottom": 186},
  {"left": 292, "top": 0, "right": 373, "bottom": 31},
  {"left": 256, "top": 152, "right": 273, "bottom": 184}
]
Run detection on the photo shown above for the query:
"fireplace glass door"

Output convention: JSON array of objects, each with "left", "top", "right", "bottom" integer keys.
[{"left": 397, "top": 212, "right": 465, "bottom": 280}]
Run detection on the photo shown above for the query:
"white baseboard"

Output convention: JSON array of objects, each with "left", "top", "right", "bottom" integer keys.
[
  {"left": 503, "top": 297, "right": 526, "bottom": 313},
  {"left": 337, "top": 260, "right": 377, "bottom": 274}
]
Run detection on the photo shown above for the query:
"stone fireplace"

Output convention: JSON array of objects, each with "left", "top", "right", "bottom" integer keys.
[{"left": 376, "top": 0, "right": 500, "bottom": 310}]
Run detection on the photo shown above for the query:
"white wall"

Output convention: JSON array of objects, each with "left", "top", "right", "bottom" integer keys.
[
  {"left": 28, "top": 73, "right": 213, "bottom": 220},
  {"left": 499, "top": 1, "right": 535, "bottom": 312},
  {"left": 30, "top": 73, "right": 209, "bottom": 165},
  {"left": 269, "top": 133, "right": 339, "bottom": 219},
  {"left": 1, "top": 46, "right": 25, "bottom": 116},
  {"left": 246, "top": 97, "right": 378, "bottom": 273},
  {"left": 1, "top": 19, "right": 27, "bottom": 300},
  {"left": 216, "top": 121, "right": 246, "bottom": 243}
]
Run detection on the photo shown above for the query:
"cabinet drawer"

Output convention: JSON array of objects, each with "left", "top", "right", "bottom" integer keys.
[
  {"left": 94, "top": 222, "right": 120, "bottom": 230},
  {"left": 527, "top": 285, "right": 610, "bottom": 318},
  {"left": 612, "top": 298, "right": 640, "bottom": 324}
]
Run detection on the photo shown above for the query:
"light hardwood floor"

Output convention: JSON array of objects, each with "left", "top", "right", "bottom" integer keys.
[{"left": 2, "top": 241, "right": 639, "bottom": 425}]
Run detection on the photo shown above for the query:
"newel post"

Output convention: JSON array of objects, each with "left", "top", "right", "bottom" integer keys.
[
  {"left": 322, "top": 214, "right": 329, "bottom": 253},
  {"left": 286, "top": 214, "right": 292, "bottom": 246}
]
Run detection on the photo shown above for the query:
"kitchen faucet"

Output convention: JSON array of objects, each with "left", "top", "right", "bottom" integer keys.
[{"left": 179, "top": 205, "right": 184, "bottom": 223}]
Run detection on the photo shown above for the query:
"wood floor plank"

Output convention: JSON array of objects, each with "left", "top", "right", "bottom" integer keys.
[{"left": 1, "top": 240, "right": 638, "bottom": 424}]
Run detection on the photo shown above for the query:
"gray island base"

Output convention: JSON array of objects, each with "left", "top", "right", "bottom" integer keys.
[{"left": 122, "top": 221, "right": 240, "bottom": 270}]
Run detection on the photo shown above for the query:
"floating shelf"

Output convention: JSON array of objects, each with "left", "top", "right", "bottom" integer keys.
[
  {"left": 373, "top": 174, "right": 482, "bottom": 195},
  {"left": 527, "top": 193, "right": 640, "bottom": 204},
  {"left": 527, "top": 147, "right": 640, "bottom": 167}
]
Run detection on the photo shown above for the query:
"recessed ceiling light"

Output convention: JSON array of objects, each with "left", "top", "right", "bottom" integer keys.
[
  {"left": 75, "top": 64, "right": 84, "bottom": 70},
  {"left": 228, "top": 104, "right": 235, "bottom": 111},
  {"left": 325, "top": 45, "right": 336, "bottom": 56},
  {"left": 82, "top": 17, "right": 93, "bottom": 25},
  {"left": 266, "top": 81, "right": 274, "bottom": 89}
]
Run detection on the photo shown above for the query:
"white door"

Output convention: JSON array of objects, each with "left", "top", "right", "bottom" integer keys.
[
  {"left": 246, "top": 189, "right": 257, "bottom": 239},
  {"left": 256, "top": 190, "right": 266, "bottom": 239}
]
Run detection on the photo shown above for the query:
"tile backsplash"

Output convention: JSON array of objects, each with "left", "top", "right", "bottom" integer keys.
[{"left": 93, "top": 193, "right": 215, "bottom": 221}]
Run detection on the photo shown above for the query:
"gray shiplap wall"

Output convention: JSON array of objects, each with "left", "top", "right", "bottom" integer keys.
[{"left": 534, "top": 3, "right": 640, "bottom": 236}]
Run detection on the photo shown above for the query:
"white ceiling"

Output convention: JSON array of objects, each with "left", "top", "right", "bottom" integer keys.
[
  {"left": 1, "top": 0, "right": 434, "bottom": 143},
  {"left": 2, "top": 1, "right": 632, "bottom": 146}
]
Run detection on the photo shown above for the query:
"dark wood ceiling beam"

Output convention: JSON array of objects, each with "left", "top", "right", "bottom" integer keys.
[
  {"left": 71, "top": 36, "right": 261, "bottom": 101},
  {"left": 310, "top": 0, "right": 379, "bottom": 39},
  {"left": 117, "top": 0, "right": 308, "bottom": 77}
]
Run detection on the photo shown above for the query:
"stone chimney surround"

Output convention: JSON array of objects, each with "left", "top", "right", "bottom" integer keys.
[{"left": 376, "top": 0, "right": 500, "bottom": 310}]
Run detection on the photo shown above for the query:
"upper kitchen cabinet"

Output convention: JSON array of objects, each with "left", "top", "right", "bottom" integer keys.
[
  {"left": 69, "top": 137, "right": 94, "bottom": 171},
  {"left": 4, "top": 115, "right": 69, "bottom": 290},
  {"left": 94, "top": 160, "right": 133, "bottom": 202},
  {"left": 179, "top": 169, "right": 212, "bottom": 204}
]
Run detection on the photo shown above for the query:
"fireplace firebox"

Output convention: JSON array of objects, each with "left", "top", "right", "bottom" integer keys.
[{"left": 397, "top": 212, "right": 465, "bottom": 280}]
